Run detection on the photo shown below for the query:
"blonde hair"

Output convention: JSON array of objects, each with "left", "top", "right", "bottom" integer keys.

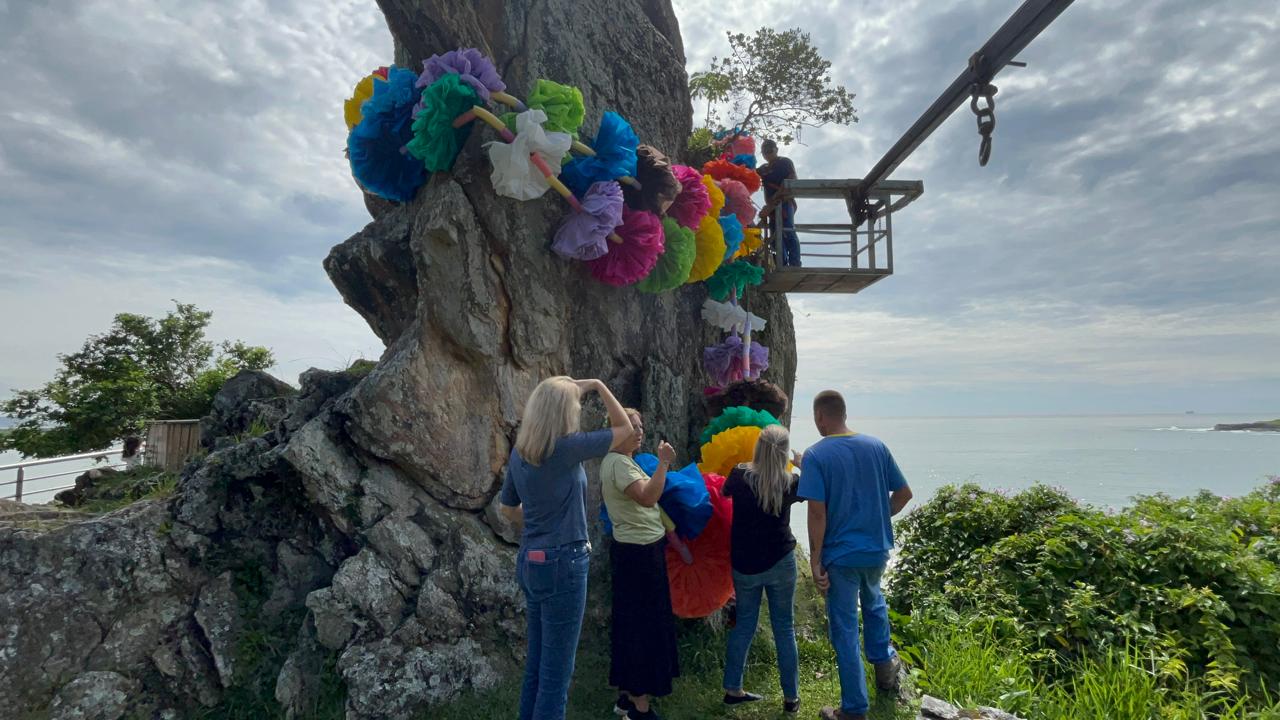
[
  {"left": 515, "top": 376, "right": 581, "bottom": 466},
  {"left": 746, "top": 424, "right": 791, "bottom": 515}
]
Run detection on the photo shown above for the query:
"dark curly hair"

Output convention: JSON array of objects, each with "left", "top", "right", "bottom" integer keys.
[{"left": 622, "top": 144, "right": 682, "bottom": 215}]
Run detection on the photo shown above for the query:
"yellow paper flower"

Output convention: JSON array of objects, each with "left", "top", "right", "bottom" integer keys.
[
  {"left": 702, "top": 173, "right": 725, "bottom": 217},
  {"left": 734, "top": 227, "right": 764, "bottom": 260},
  {"left": 686, "top": 212, "right": 726, "bottom": 283},
  {"left": 698, "top": 425, "right": 762, "bottom": 478},
  {"left": 344, "top": 73, "right": 378, "bottom": 131}
]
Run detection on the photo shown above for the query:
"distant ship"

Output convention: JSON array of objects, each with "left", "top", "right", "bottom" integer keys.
[{"left": 1185, "top": 410, "right": 1195, "bottom": 414}]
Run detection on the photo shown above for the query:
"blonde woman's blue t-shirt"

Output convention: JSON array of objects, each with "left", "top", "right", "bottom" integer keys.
[
  {"left": 797, "top": 433, "right": 907, "bottom": 568},
  {"left": 500, "top": 429, "right": 613, "bottom": 550}
]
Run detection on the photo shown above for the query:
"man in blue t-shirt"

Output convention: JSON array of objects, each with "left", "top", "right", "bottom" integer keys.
[{"left": 797, "top": 390, "right": 913, "bottom": 720}]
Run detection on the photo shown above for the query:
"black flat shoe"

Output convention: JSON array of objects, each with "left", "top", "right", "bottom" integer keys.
[
  {"left": 722, "top": 691, "right": 763, "bottom": 705},
  {"left": 783, "top": 697, "right": 801, "bottom": 714},
  {"left": 613, "top": 694, "right": 634, "bottom": 716}
]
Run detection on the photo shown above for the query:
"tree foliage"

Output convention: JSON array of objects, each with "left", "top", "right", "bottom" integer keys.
[
  {"left": 693, "top": 27, "right": 858, "bottom": 144},
  {"left": 1, "top": 302, "right": 274, "bottom": 458}
]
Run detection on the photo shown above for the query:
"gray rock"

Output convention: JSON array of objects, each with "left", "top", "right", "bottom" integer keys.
[
  {"left": 921, "top": 695, "right": 961, "bottom": 720},
  {"left": 48, "top": 671, "right": 137, "bottom": 720},
  {"left": 200, "top": 369, "right": 296, "bottom": 448},
  {"left": 194, "top": 572, "right": 242, "bottom": 688},
  {"left": 0, "top": 2, "right": 799, "bottom": 720},
  {"left": 977, "top": 707, "right": 1027, "bottom": 720}
]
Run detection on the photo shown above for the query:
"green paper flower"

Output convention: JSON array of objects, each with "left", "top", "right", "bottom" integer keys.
[
  {"left": 525, "top": 79, "right": 585, "bottom": 137},
  {"left": 705, "top": 260, "right": 765, "bottom": 302},
  {"left": 406, "top": 74, "right": 479, "bottom": 172},
  {"left": 635, "top": 217, "right": 697, "bottom": 294},
  {"left": 700, "top": 406, "right": 780, "bottom": 446}
]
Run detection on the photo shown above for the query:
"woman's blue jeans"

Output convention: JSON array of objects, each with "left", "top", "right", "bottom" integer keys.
[
  {"left": 723, "top": 550, "right": 800, "bottom": 699},
  {"left": 826, "top": 563, "right": 896, "bottom": 716},
  {"left": 516, "top": 541, "right": 590, "bottom": 720}
]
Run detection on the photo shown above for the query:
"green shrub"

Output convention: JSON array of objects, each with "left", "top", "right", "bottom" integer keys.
[{"left": 892, "top": 480, "right": 1280, "bottom": 708}]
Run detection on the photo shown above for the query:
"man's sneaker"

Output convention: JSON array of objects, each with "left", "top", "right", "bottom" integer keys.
[
  {"left": 626, "top": 707, "right": 662, "bottom": 720},
  {"left": 722, "top": 690, "right": 762, "bottom": 705},
  {"left": 613, "top": 693, "right": 634, "bottom": 716},
  {"left": 818, "top": 707, "right": 865, "bottom": 720},
  {"left": 875, "top": 655, "right": 904, "bottom": 691},
  {"left": 783, "top": 696, "right": 801, "bottom": 714}
]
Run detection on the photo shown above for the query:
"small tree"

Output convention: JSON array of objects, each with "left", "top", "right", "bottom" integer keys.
[
  {"left": 0, "top": 302, "right": 274, "bottom": 458},
  {"left": 692, "top": 27, "right": 858, "bottom": 144}
]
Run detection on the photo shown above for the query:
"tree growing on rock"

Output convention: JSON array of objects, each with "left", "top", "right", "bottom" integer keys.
[
  {"left": 691, "top": 27, "right": 858, "bottom": 145},
  {"left": 1, "top": 302, "right": 273, "bottom": 458}
]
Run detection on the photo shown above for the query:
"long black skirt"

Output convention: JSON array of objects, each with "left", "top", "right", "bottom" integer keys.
[{"left": 609, "top": 537, "right": 680, "bottom": 697}]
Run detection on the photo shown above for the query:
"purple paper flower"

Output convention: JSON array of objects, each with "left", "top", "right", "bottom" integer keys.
[
  {"left": 552, "top": 182, "right": 624, "bottom": 261},
  {"left": 703, "top": 334, "right": 769, "bottom": 387},
  {"left": 417, "top": 48, "right": 505, "bottom": 102}
]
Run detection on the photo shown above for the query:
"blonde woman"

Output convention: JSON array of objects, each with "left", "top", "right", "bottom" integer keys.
[
  {"left": 720, "top": 424, "right": 804, "bottom": 714},
  {"left": 499, "top": 376, "right": 637, "bottom": 720}
]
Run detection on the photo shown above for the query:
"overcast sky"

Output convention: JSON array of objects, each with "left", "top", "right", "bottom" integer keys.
[{"left": 1, "top": 0, "right": 1277, "bottom": 418}]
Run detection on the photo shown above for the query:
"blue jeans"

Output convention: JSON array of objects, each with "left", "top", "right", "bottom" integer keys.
[
  {"left": 826, "top": 563, "right": 895, "bottom": 716},
  {"left": 723, "top": 551, "right": 800, "bottom": 699},
  {"left": 516, "top": 541, "right": 591, "bottom": 720},
  {"left": 780, "top": 203, "right": 802, "bottom": 267}
]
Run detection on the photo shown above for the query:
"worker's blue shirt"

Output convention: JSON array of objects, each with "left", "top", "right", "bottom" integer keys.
[
  {"left": 797, "top": 433, "right": 907, "bottom": 568},
  {"left": 501, "top": 429, "right": 613, "bottom": 550}
]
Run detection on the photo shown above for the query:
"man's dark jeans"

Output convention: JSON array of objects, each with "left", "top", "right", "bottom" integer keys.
[{"left": 516, "top": 541, "right": 591, "bottom": 720}]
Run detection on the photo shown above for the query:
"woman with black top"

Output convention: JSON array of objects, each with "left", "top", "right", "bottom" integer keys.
[{"left": 720, "top": 424, "right": 804, "bottom": 714}]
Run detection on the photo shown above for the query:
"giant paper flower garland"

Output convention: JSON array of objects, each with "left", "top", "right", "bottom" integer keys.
[
  {"left": 346, "top": 66, "right": 428, "bottom": 203},
  {"left": 341, "top": 58, "right": 793, "bottom": 626}
]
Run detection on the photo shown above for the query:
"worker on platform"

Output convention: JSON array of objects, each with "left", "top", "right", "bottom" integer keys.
[{"left": 757, "top": 139, "right": 802, "bottom": 267}]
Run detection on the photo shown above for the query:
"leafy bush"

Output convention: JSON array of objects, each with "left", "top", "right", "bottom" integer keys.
[{"left": 891, "top": 480, "right": 1280, "bottom": 704}]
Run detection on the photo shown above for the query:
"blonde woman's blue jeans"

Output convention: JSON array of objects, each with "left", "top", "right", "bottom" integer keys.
[{"left": 723, "top": 550, "right": 800, "bottom": 699}]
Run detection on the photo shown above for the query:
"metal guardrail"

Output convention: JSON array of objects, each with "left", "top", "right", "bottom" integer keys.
[{"left": 0, "top": 448, "right": 124, "bottom": 502}]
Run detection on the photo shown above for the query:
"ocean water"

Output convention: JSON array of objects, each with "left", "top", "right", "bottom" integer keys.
[
  {"left": 4, "top": 414, "right": 1276, "bottom": 508},
  {"left": 784, "top": 413, "right": 1278, "bottom": 551}
]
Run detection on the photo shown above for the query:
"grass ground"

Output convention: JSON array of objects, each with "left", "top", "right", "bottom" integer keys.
[{"left": 430, "top": 552, "right": 917, "bottom": 720}]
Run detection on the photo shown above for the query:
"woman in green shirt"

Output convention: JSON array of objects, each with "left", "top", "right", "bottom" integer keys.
[{"left": 601, "top": 409, "right": 680, "bottom": 720}]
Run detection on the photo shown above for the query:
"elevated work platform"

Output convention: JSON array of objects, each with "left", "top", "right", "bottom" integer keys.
[{"left": 757, "top": 179, "right": 924, "bottom": 294}]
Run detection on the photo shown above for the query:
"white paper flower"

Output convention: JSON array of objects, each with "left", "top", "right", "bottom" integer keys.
[{"left": 485, "top": 109, "right": 573, "bottom": 201}]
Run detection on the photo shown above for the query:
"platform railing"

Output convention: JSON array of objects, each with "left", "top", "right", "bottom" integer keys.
[{"left": 0, "top": 448, "right": 124, "bottom": 503}]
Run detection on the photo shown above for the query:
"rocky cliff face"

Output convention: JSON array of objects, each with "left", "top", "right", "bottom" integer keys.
[{"left": 0, "top": 2, "right": 795, "bottom": 718}]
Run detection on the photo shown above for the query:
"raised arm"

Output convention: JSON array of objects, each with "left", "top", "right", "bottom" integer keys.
[
  {"left": 623, "top": 441, "right": 675, "bottom": 508},
  {"left": 576, "top": 378, "right": 637, "bottom": 451}
]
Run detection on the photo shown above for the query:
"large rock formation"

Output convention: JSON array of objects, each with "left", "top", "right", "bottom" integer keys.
[{"left": 0, "top": 2, "right": 795, "bottom": 718}]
